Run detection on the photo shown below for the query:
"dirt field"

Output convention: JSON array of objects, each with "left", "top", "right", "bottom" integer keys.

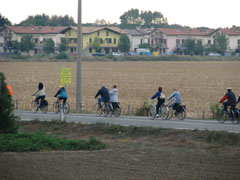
[
  {"left": 0, "top": 61, "right": 240, "bottom": 118},
  {"left": 1, "top": 121, "right": 240, "bottom": 180}
]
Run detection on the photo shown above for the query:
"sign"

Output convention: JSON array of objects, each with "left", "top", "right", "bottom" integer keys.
[{"left": 60, "top": 68, "right": 72, "bottom": 85}]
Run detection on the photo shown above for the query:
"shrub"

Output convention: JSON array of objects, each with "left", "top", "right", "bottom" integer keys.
[
  {"left": 210, "top": 103, "right": 223, "bottom": 119},
  {"left": 135, "top": 101, "right": 150, "bottom": 116},
  {"left": 0, "top": 72, "right": 19, "bottom": 133},
  {"left": 55, "top": 53, "right": 69, "bottom": 60}
]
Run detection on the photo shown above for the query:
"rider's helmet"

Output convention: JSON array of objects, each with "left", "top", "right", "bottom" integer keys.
[
  {"left": 227, "top": 87, "right": 232, "bottom": 91},
  {"left": 59, "top": 85, "right": 63, "bottom": 88}
]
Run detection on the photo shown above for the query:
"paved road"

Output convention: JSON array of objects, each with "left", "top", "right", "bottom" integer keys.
[{"left": 14, "top": 110, "right": 240, "bottom": 133}]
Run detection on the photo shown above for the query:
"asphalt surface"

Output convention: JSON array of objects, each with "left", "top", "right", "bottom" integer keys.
[{"left": 14, "top": 110, "right": 240, "bottom": 133}]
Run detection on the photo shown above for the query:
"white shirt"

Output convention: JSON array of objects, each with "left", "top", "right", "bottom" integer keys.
[
  {"left": 109, "top": 88, "right": 118, "bottom": 102},
  {"left": 33, "top": 87, "right": 46, "bottom": 96}
]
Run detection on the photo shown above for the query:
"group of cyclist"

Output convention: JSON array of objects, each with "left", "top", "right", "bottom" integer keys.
[
  {"left": 151, "top": 87, "right": 182, "bottom": 118},
  {"left": 95, "top": 85, "right": 119, "bottom": 112},
  {"left": 5, "top": 80, "right": 240, "bottom": 117},
  {"left": 32, "top": 82, "right": 68, "bottom": 107}
]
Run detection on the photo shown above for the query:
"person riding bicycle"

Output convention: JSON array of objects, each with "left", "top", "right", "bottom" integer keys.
[
  {"left": 219, "top": 87, "right": 237, "bottom": 114},
  {"left": 54, "top": 85, "right": 68, "bottom": 107},
  {"left": 151, "top": 87, "right": 165, "bottom": 118},
  {"left": 109, "top": 85, "right": 119, "bottom": 110},
  {"left": 168, "top": 88, "right": 181, "bottom": 113},
  {"left": 95, "top": 85, "right": 110, "bottom": 111},
  {"left": 32, "top": 82, "right": 46, "bottom": 107}
]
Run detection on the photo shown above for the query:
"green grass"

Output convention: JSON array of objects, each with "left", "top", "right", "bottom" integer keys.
[{"left": 0, "top": 132, "right": 106, "bottom": 152}]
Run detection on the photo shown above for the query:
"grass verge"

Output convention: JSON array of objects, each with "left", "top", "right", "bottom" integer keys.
[{"left": 0, "top": 132, "right": 106, "bottom": 152}]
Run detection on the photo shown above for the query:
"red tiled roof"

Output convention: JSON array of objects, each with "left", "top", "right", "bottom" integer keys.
[
  {"left": 158, "top": 28, "right": 215, "bottom": 36},
  {"left": 71, "top": 26, "right": 125, "bottom": 34},
  {"left": 219, "top": 27, "right": 240, "bottom": 35},
  {"left": 7, "top": 26, "right": 69, "bottom": 34}
]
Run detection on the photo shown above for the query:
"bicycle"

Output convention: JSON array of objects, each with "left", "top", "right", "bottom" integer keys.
[
  {"left": 94, "top": 101, "right": 121, "bottom": 117},
  {"left": 148, "top": 102, "right": 169, "bottom": 120},
  {"left": 53, "top": 97, "right": 70, "bottom": 114},
  {"left": 30, "top": 96, "right": 48, "bottom": 113},
  {"left": 110, "top": 102, "right": 121, "bottom": 117},
  {"left": 217, "top": 105, "right": 239, "bottom": 124},
  {"left": 167, "top": 101, "right": 186, "bottom": 120}
]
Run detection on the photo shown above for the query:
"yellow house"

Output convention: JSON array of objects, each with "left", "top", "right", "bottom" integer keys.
[{"left": 63, "top": 26, "right": 125, "bottom": 55}]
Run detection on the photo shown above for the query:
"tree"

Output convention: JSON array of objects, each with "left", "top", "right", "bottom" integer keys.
[
  {"left": 19, "top": 35, "right": 35, "bottom": 53},
  {"left": 5, "top": 40, "right": 19, "bottom": 53},
  {"left": 138, "top": 43, "right": 153, "bottom": 52},
  {"left": 18, "top": 14, "right": 76, "bottom": 26},
  {"left": 59, "top": 38, "right": 68, "bottom": 53},
  {"left": 214, "top": 34, "right": 228, "bottom": 54},
  {"left": 194, "top": 40, "right": 204, "bottom": 55},
  {"left": 91, "top": 37, "right": 101, "bottom": 52},
  {"left": 184, "top": 39, "right": 195, "bottom": 55},
  {"left": 94, "top": 19, "right": 110, "bottom": 26},
  {"left": 0, "top": 13, "right": 11, "bottom": 27},
  {"left": 118, "top": 34, "right": 130, "bottom": 54},
  {"left": 120, "top": 9, "right": 168, "bottom": 28},
  {"left": 44, "top": 38, "right": 55, "bottom": 54},
  {"left": 0, "top": 72, "right": 18, "bottom": 134}
]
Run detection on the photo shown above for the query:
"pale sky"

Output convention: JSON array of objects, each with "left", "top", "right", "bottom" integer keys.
[{"left": 0, "top": 0, "right": 239, "bottom": 28}]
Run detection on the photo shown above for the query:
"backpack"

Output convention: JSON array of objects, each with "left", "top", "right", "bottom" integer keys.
[{"left": 160, "top": 92, "right": 165, "bottom": 99}]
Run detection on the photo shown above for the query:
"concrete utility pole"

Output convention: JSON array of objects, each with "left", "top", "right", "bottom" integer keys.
[{"left": 76, "top": 0, "right": 82, "bottom": 112}]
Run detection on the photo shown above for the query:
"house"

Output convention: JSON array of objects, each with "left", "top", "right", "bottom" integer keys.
[
  {"left": 3, "top": 26, "right": 69, "bottom": 55},
  {"left": 63, "top": 26, "right": 126, "bottom": 55},
  {"left": 0, "top": 27, "right": 5, "bottom": 53},
  {"left": 209, "top": 26, "right": 240, "bottom": 52}
]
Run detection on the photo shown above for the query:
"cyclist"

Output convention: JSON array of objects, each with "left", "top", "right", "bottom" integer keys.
[
  {"left": 95, "top": 85, "right": 110, "bottom": 111},
  {"left": 32, "top": 82, "right": 46, "bottom": 107},
  {"left": 54, "top": 85, "right": 68, "bottom": 107},
  {"left": 151, "top": 87, "right": 165, "bottom": 118},
  {"left": 168, "top": 88, "right": 181, "bottom": 112},
  {"left": 219, "top": 87, "right": 237, "bottom": 114},
  {"left": 109, "top": 85, "right": 119, "bottom": 110}
]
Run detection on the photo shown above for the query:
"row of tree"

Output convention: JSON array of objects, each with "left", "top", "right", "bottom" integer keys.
[
  {"left": 0, "top": 9, "right": 186, "bottom": 29},
  {"left": 6, "top": 35, "right": 68, "bottom": 54}
]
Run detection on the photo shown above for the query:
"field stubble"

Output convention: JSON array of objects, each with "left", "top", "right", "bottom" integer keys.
[{"left": 0, "top": 61, "right": 239, "bottom": 118}]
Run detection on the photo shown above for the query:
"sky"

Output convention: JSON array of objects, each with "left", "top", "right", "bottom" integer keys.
[{"left": 0, "top": 0, "right": 239, "bottom": 29}]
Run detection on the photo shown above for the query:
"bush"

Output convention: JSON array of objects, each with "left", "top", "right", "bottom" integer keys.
[
  {"left": 0, "top": 72, "right": 19, "bottom": 133},
  {"left": 135, "top": 101, "right": 150, "bottom": 116},
  {"left": 55, "top": 53, "right": 69, "bottom": 60},
  {"left": 210, "top": 103, "right": 223, "bottom": 119},
  {"left": 0, "top": 132, "right": 106, "bottom": 152}
]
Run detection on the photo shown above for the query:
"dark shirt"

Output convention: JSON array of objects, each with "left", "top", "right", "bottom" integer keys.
[{"left": 95, "top": 87, "right": 110, "bottom": 101}]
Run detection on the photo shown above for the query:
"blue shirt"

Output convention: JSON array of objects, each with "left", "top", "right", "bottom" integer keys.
[{"left": 168, "top": 90, "right": 181, "bottom": 104}]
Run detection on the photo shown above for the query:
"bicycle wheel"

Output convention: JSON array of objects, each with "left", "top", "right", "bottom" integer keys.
[
  {"left": 31, "top": 100, "right": 38, "bottom": 113},
  {"left": 230, "top": 109, "right": 238, "bottom": 124},
  {"left": 63, "top": 102, "right": 70, "bottom": 114},
  {"left": 159, "top": 105, "right": 169, "bottom": 120},
  {"left": 113, "top": 107, "right": 121, "bottom": 117},
  {"left": 167, "top": 107, "right": 173, "bottom": 120},
  {"left": 148, "top": 104, "right": 156, "bottom": 120},
  {"left": 176, "top": 107, "right": 186, "bottom": 120},
  {"left": 53, "top": 101, "right": 60, "bottom": 113},
  {"left": 93, "top": 103, "right": 103, "bottom": 116}
]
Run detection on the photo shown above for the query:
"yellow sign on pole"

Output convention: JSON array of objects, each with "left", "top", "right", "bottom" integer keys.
[{"left": 60, "top": 68, "right": 72, "bottom": 85}]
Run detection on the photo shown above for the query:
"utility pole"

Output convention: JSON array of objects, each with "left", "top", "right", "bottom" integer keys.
[{"left": 76, "top": 0, "right": 82, "bottom": 112}]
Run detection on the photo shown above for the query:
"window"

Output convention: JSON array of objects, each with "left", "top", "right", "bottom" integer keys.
[
  {"left": 141, "top": 39, "right": 143, "bottom": 44},
  {"left": 106, "top": 31, "right": 109, "bottom": 36},
  {"left": 163, "top": 39, "right": 166, "bottom": 44},
  {"left": 148, "top": 39, "right": 150, "bottom": 44},
  {"left": 34, "top": 38, "right": 38, "bottom": 43},
  {"left": 100, "top": 38, "right": 103, "bottom": 44},
  {"left": 208, "top": 40, "right": 211, "bottom": 44},
  {"left": 238, "top": 40, "right": 240, "bottom": 44},
  {"left": 151, "top": 39, "right": 153, "bottom": 45},
  {"left": 97, "top": 31, "right": 100, "bottom": 36},
  {"left": 114, "top": 38, "right": 116, "bottom": 44},
  {"left": 89, "top": 38, "right": 92, "bottom": 44},
  {"left": 176, "top": 39, "right": 180, "bottom": 45},
  {"left": 89, "top": 48, "right": 92, "bottom": 53}
]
